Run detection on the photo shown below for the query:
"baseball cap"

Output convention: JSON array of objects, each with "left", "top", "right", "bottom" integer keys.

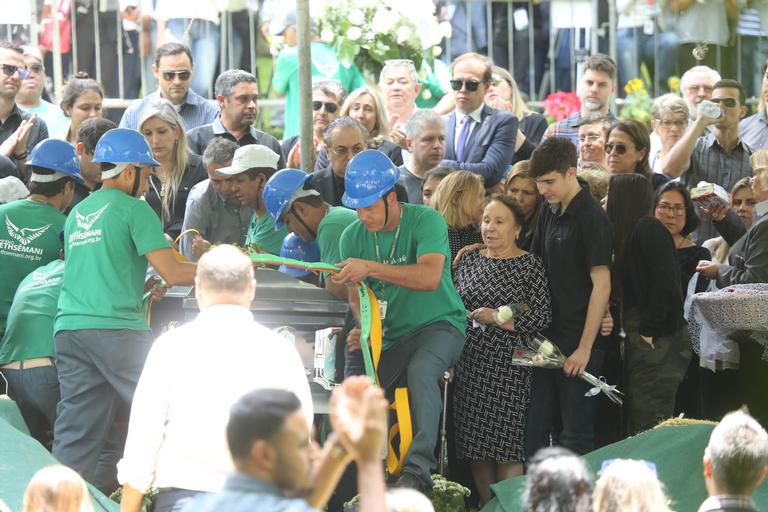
[
  {"left": 216, "top": 145, "right": 280, "bottom": 176},
  {"left": 269, "top": 8, "right": 317, "bottom": 36}
]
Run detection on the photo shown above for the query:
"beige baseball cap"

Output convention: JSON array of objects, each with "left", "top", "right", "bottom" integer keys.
[{"left": 216, "top": 144, "right": 280, "bottom": 176}]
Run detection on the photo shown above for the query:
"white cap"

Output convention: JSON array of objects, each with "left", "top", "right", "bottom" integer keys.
[
  {"left": 0, "top": 176, "right": 29, "bottom": 204},
  {"left": 216, "top": 145, "right": 280, "bottom": 176}
]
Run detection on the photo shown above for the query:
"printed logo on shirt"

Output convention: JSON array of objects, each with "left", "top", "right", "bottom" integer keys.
[
  {"left": 314, "top": 60, "right": 340, "bottom": 78},
  {"left": 75, "top": 204, "right": 109, "bottom": 230},
  {"left": 5, "top": 215, "right": 51, "bottom": 245},
  {"left": 69, "top": 203, "right": 109, "bottom": 248},
  {"left": 27, "top": 266, "right": 63, "bottom": 290}
]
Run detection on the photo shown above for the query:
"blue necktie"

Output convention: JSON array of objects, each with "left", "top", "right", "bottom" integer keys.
[{"left": 456, "top": 115, "right": 471, "bottom": 162}]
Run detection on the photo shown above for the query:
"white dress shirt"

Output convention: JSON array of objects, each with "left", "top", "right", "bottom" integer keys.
[
  {"left": 117, "top": 304, "right": 313, "bottom": 494},
  {"left": 453, "top": 103, "right": 485, "bottom": 156}
]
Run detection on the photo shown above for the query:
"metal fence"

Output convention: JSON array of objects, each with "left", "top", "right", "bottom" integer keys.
[{"left": 3, "top": 0, "right": 767, "bottom": 116}]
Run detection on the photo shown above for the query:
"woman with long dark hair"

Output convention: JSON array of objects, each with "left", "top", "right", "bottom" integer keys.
[
  {"left": 606, "top": 173, "right": 690, "bottom": 433},
  {"left": 605, "top": 120, "right": 669, "bottom": 192}
]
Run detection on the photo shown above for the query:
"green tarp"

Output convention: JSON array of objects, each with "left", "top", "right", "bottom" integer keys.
[
  {"left": 483, "top": 424, "right": 768, "bottom": 512},
  {"left": 0, "top": 398, "right": 118, "bottom": 512}
]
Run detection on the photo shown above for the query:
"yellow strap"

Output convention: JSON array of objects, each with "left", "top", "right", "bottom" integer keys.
[
  {"left": 386, "top": 387, "right": 413, "bottom": 476},
  {"left": 367, "top": 286, "right": 382, "bottom": 372},
  {"left": 174, "top": 228, "right": 200, "bottom": 246}
]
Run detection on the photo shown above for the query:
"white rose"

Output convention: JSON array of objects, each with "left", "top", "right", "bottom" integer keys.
[
  {"left": 348, "top": 9, "right": 365, "bottom": 26},
  {"left": 346, "top": 26, "right": 363, "bottom": 41},
  {"left": 496, "top": 305, "right": 514, "bottom": 323},
  {"left": 320, "top": 28, "right": 335, "bottom": 44},
  {"left": 439, "top": 21, "right": 453, "bottom": 39},
  {"left": 432, "top": 45, "right": 442, "bottom": 57},
  {"left": 372, "top": 9, "right": 397, "bottom": 34},
  {"left": 396, "top": 25, "right": 412, "bottom": 44},
  {"left": 539, "top": 340, "right": 555, "bottom": 357},
  {"left": 532, "top": 354, "right": 544, "bottom": 366},
  {"left": 421, "top": 89, "right": 432, "bottom": 101}
]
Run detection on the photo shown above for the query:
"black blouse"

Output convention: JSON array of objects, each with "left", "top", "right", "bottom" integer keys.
[{"left": 144, "top": 152, "right": 208, "bottom": 239}]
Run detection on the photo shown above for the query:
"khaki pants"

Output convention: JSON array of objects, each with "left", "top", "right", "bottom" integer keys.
[{"left": 624, "top": 309, "right": 692, "bottom": 434}]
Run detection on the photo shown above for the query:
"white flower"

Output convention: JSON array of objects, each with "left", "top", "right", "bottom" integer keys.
[
  {"left": 439, "top": 21, "right": 453, "bottom": 39},
  {"left": 372, "top": 9, "right": 398, "bottom": 34},
  {"left": 346, "top": 26, "right": 363, "bottom": 41},
  {"left": 432, "top": 45, "right": 442, "bottom": 57},
  {"left": 539, "top": 340, "right": 555, "bottom": 357},
  {"left": 396, "top": 25, "right": 412, "bottom": 44},
  {"left": 532, "top": 354, "right": 544, "bottom": 366},
  {"left": 320, "top": 28, "right": 335, "bottom": 44},
  {"left": 348, "top": 9, "right": 365, "bottom": 26},
  {"left": 421, "top": 89, "right": 432, "bottom": 101},
  {"left": 496, "top": 305, "right": 514, "bottom": 323}
]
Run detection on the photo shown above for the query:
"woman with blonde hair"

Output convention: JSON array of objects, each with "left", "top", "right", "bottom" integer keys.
[
  {"left": 504, "top": 161, "right": 542, "bottom": 250},
  {"left": 432, "top": 171, "right": 487, "bottom": 264},
  {"left": 338, "top": 86, "right": 403, "bottom": 166},
  {"left": 593, "top": 459, "right": 671, "bottom": 512},
  {"left": 22, "top": 465, "right": 95, "bottom": 512},
  {"left": 139, "top": 98, "right": 207, "bottom": 240},
  {"left": 485, "top": 66, "right": 548, "bottom": 160}
]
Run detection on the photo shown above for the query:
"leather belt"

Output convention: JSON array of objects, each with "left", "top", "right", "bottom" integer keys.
[{"left": 0, "top": 357, "right": 55, "bottom": 370}]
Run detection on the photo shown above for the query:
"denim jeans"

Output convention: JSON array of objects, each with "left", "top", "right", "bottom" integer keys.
[
  {"left": 616, "top": 27, "right": 680, "bottom": 95},
  {"left": 166, "top": 18, "right": 220, "bottom": 98},
  {"left": 154, "top": 489, "right": 208, "bottom": 512},
  {"left": 1, "top": 365, "right": 60, "bottom": 446}
]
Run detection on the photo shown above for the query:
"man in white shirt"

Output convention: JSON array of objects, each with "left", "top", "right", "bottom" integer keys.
[{"left": 117, "top": 244, "right": 313, "bottom": 512}]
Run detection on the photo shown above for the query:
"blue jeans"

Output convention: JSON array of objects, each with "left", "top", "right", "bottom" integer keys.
[
  {"left": 166, "top": 18, "right": 220, "bottom": 98},
  {"left": 52, "top": 329, "right": 153, "bottom": 494},
  {"left": 617, "top": 28, "right": 680, "bottom": 94},
  {"left": 154, "top": 489, "right": 208, "bottom": 512},
  {"left": 1, "top": 365, "right": 60, "bottom": 446}
]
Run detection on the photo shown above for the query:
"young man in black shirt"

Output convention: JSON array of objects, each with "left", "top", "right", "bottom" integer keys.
[{"left": 526, "top": 136, "right": 613, "bottom": 456}]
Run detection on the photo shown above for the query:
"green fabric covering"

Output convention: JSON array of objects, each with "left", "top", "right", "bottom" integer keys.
[
  {"left": 0, "top": 399, "right": 118, "bottom": 512},
  {"left": 483, "top": 424, "right": 768, "bottom": 512}
]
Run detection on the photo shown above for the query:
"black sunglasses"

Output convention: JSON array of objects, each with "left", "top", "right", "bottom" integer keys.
[
  {"left": 1, "top": 64, "right": 28, "bottom": 80},
  {"left": 604, "top": 143, "right": 628, "bottom": 155},
  {"left": 450, "top": 79, "right": 481, "bottom": 92},
  {"left": 312, "top": 101, "right": 338, "bottom": 113},
  {"left": 710, "top": 98, "right": 737, "bottom": 108},
  {"left": 160, "top": 70, "right": 191, "bottom": 81}
]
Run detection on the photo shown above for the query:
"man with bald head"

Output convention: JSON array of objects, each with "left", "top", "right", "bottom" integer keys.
[{"left": 118, "top": 245, "right": 312, "bottom": 512}]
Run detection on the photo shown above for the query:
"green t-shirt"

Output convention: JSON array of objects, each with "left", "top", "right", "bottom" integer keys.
[
  {"left": 415, "top": 59, "right": 451, "bottom": 109},
  {"left": 0, "top": 199, "right": 65, "bottom": 333},
  {"left": 339, "top": 203, "right": 466, "bottom": 350},
  {"left": 55, "top": 188, "right": 169, "bottom": 332},
  {"left": 0, "top": 259, "right": 64, "bottom": 364},
  {"left": 246, "top": 212, "right": 288, "bottom": 255},
  {"left": 273, "top": 41, "right": 367, "bottom": 139},
  {"left": 317, "top": 206, "right": 358, "bottom": 266}
]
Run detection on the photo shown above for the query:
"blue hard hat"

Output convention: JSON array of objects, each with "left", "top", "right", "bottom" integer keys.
[
  {"left": 91, "top": 128, "right": 160, "bottom": 167},
  {"left": 27, "top": 139, "right": 84, "bottom": 184},
  {"left": 263, "top": 168, "right": 312, "bottom": 230},
  {"left": 342, "top": 149, "right": 400, "bottom": 209},
  {"left": 279, "top": 233, "right": 320, "bottom": 278}
]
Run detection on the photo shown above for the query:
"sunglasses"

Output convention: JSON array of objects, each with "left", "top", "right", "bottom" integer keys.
[
  {"left": 160, "top": 70, "right": 191, "bottom": 81},
  {"left": 604, "top": 143, "right": 628, "bottom": 155},
  {"left": 27, "top": 63, "right": 43, "bottom": 75},
  {"left": 709, "top": 98, "right": 737, "bottom": 108},
  {"left": 312, "top": 101, "right": 338, "bottom": 113},
  {"left": 450, "top": 79, "right": 481, "bottom": 92},
  {"left": 1, "top": 64, "right": 28, "bottom": 80}
]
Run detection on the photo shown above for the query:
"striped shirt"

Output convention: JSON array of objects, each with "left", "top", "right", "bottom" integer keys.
[
  {"left": 119, "top": 89, "right": 220, "bottom": 132},
  {"left": 683, "top": 133, "right": 753, "bottom": 242}
]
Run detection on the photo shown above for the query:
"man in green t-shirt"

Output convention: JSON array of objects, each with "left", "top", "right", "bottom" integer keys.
[
  {"left": 0, "top": 138, "right": 84, "bottom": 336},
  {"left": 331, "top": 150, "right": 466, "bottom": 492},
  {"left": 271, "top": 9, "right": 366, "bottom": 139},
  {"left": 53, "top": 128, "right": 198, "bottom": 493},
  {"left": 218, "top": 144, "right": 287, "bottom": 255}
]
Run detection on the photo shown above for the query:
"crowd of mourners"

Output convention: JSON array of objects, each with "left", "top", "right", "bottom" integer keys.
[{"left": 0, "top": 8, "right": 768, "bottom": 512}]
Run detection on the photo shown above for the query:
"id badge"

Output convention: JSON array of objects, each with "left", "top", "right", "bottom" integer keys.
[{"left": 378, "top": 300, "right": 388, "bottom": 320}]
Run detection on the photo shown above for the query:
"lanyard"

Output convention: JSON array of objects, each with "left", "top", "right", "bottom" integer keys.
[{"left": 373, "top": 220, "right": 402, "bottom": 264}]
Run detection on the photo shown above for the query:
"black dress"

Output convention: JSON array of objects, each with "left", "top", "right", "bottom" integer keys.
[{"left": 454, "top": 251, "right": 552, "bottom": 461}]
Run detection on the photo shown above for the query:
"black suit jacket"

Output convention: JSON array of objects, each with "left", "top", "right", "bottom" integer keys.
[{"left": 309, "top": 166, "right": 409, "bottom": 207}]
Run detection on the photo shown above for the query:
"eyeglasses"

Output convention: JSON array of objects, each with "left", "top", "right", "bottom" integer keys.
[
  {"left": 578, "top": 135, "right": 601, "bottom": 143},
  {"left": 312, "top": 101, "right": 338, "bottom": 113},
  {"left": 685, "top": 84, "right": 714, "bottom": 93},
  {"left": 656, "top": 119, "right": 687, "bottom": 128},
  {"left": 331, "top": 144, "right": 365, "bottom": 156},
  {"left": 27, "top": 63, "right": 43, "bottom": 75},
  {"left": 709, "top": 98, "right": 737, "bottom": 108},
  {"left": 1, "top": 64, "right": 28, "bottom": 80},
  {"left": 604, "top": 143, "right": 628, "bottom": 155},
  {"left": 450, "top": 79, "right": 481, "bottom": 92},
  {"left": 160, "top": 70, "right": 191, "bottom": 82},
  {"left": 655, "top": 203, "right": 686, "bottom": 216}
]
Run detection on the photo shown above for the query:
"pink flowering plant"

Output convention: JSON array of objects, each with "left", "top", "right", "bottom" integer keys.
[{"left": 541, "top": 92, "right": 580, "bottom": 123}]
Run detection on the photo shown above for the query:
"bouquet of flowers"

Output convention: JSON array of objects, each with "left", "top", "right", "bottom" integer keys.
[
  {"left": 541, "top": 91, "right": 580, "bottom": 123},
  {"left": 619, "top": 77, "right": 653, "bottom": 126},
  {"left": 312, "top": 0, "right": 449, "bottom": 81},
  {"left": 512, "top": 335, "right": 624, "bottom": 405}
]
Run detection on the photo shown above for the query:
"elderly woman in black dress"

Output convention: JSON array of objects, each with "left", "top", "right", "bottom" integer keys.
[{"left": 454, "top": 195, "right": 552, "bottom": 505}]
